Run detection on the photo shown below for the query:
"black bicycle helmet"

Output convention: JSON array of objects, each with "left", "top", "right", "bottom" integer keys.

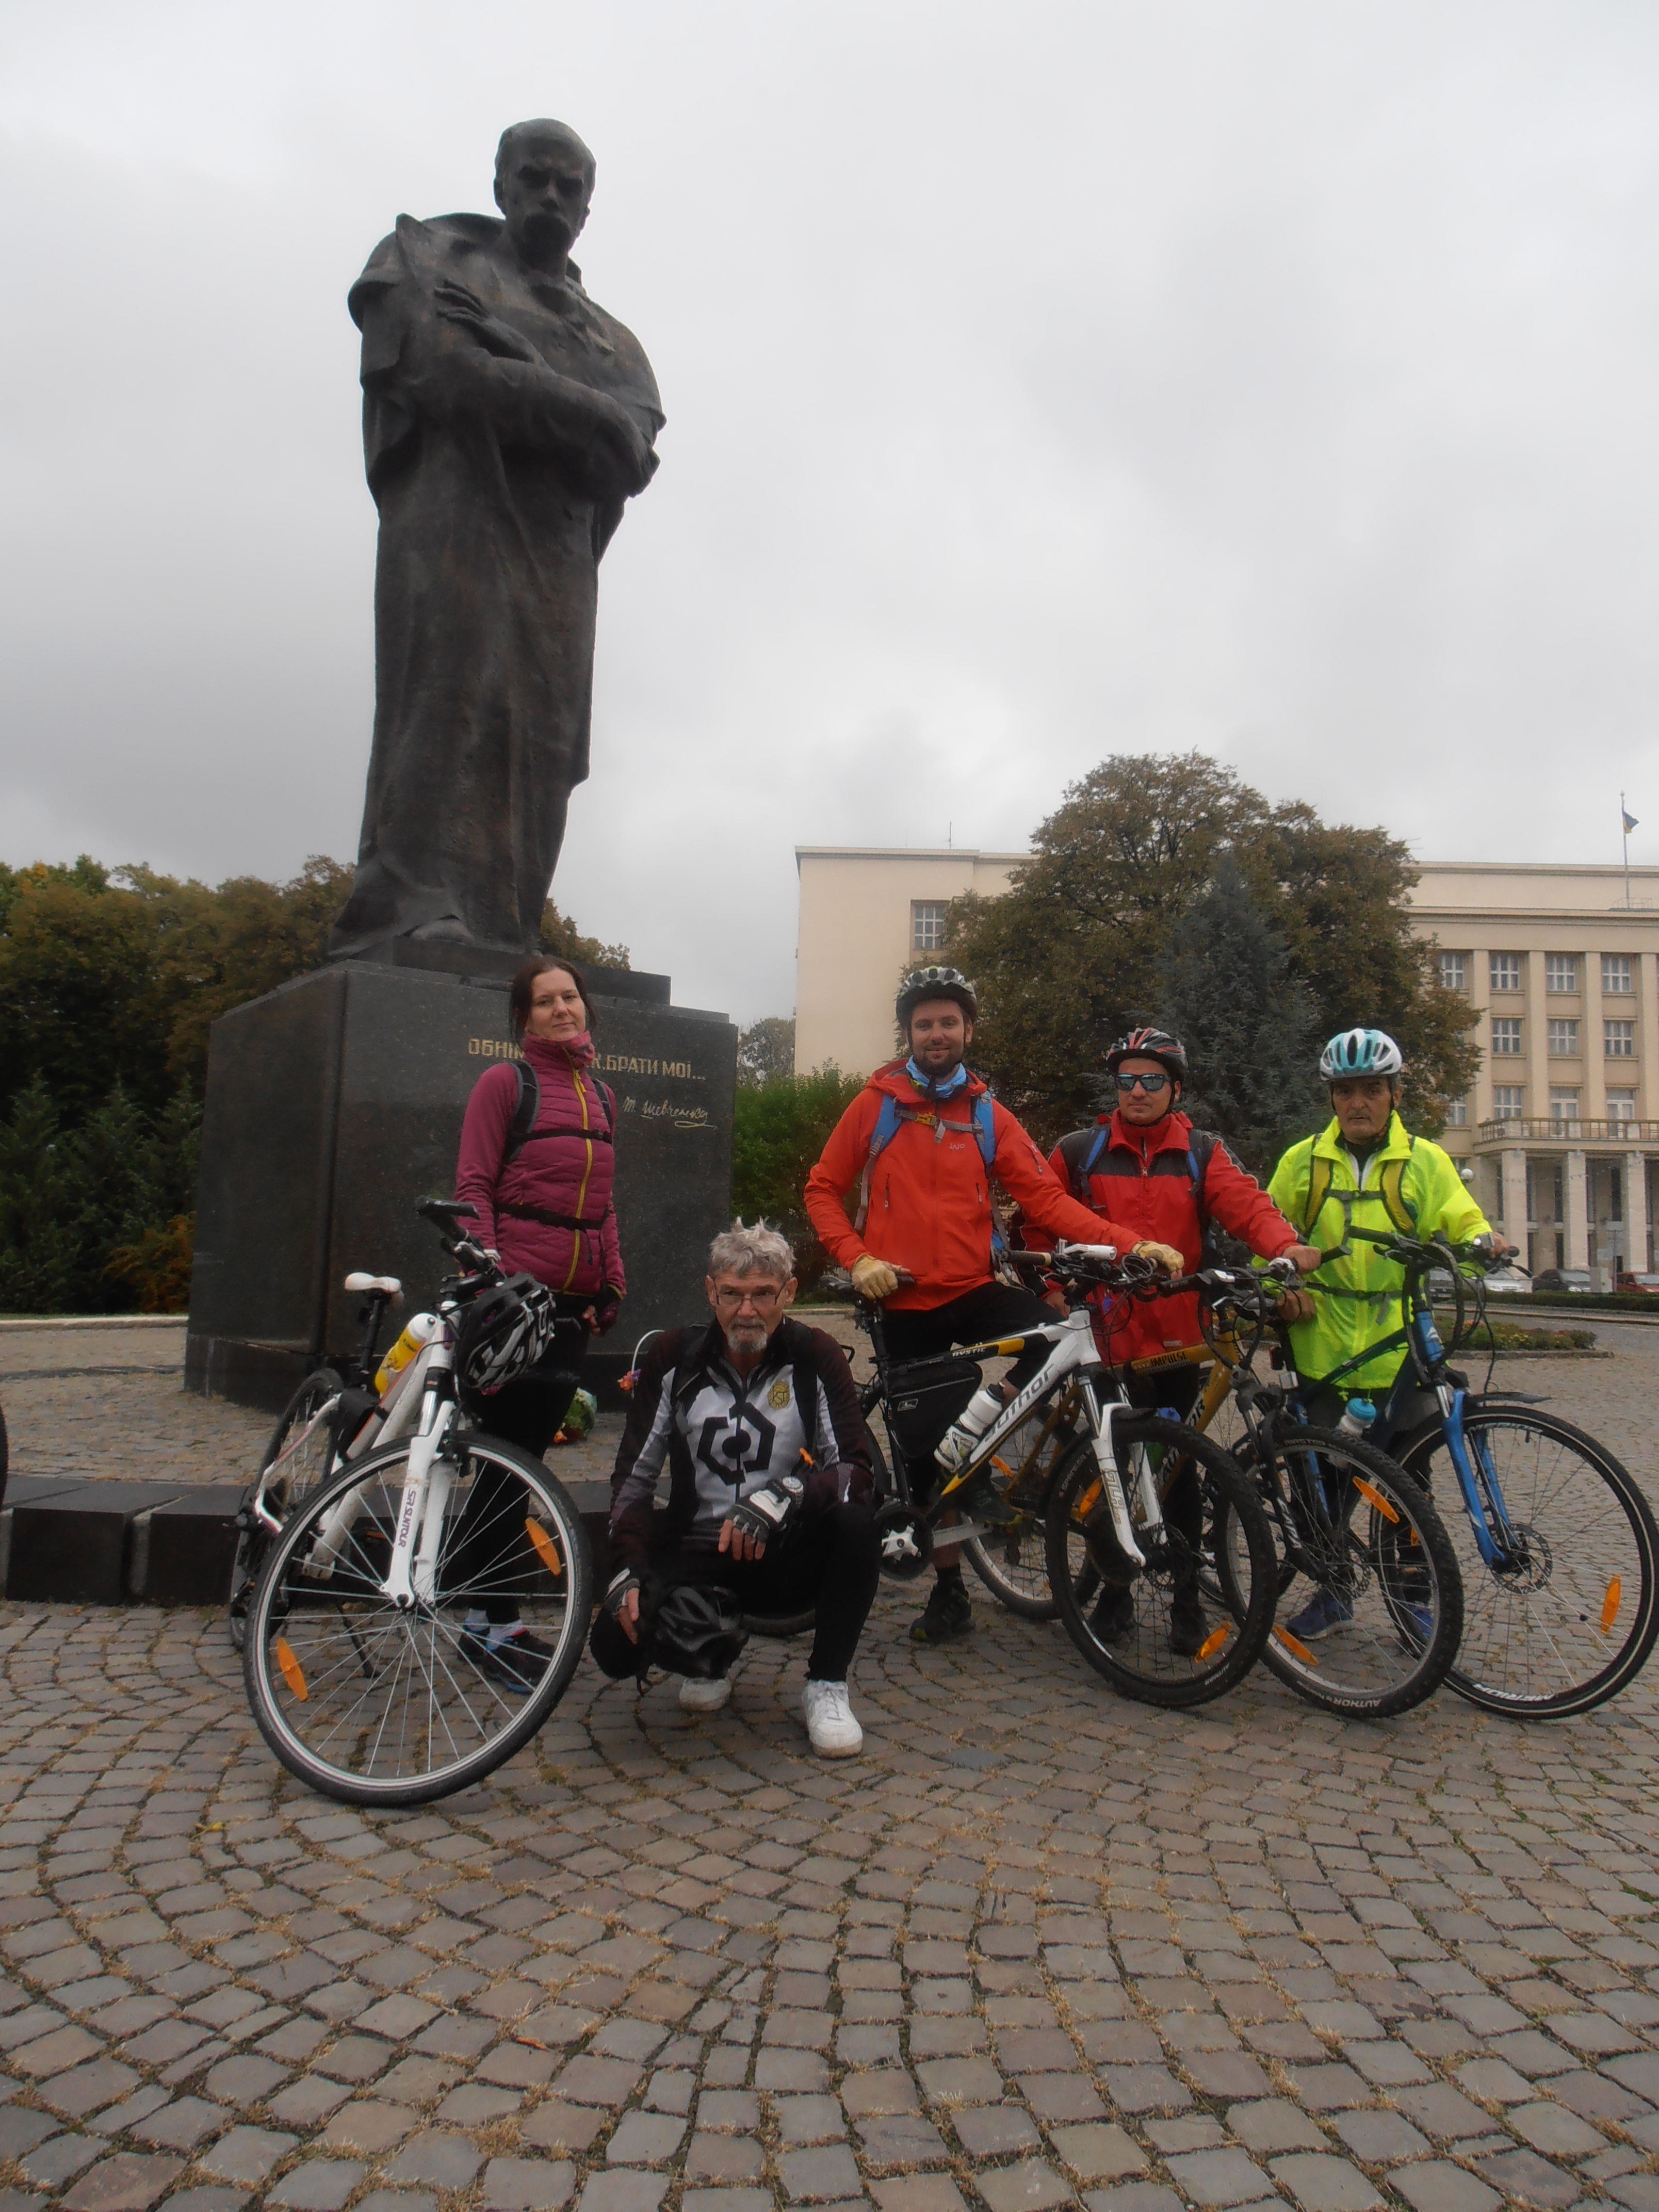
[
  {"left": 455, "top": 1273, "right": 557, "bottom": 1396},
  {"left": 645, "top": 1585, "right": 750, "bottom": 1679},
  {"left": 1104, "top": 1027, "right": 1189, "bottom": 1083},
  {"left": 896, "top": 965, "right": 978, "bottom": 1030}
]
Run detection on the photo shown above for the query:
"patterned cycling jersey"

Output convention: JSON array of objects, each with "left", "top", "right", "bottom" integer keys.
[{"left": 607, "top": 1317, "right": 873, "bottom": 1575}]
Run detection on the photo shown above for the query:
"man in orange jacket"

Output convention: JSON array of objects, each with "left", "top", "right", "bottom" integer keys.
[
  {"left": 1031, "top": 1027, "right": 1322, "bottom": 1651},
  {"left": 804, "top": 967, "right": 1177, "bottom": 1645}
]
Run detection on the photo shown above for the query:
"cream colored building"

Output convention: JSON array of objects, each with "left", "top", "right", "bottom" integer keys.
[{"left": 794, "top": 847, "right": 1659, "bottom": 1282}]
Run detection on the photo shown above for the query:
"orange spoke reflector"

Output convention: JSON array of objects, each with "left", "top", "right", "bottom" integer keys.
[
  {"left": 1075, "top": 1480, "right": 1103, "bottom": 1521},
  {"left": 1352, "top": 1476, "right": 1399, "bottom": 1524},
  {"left": 275, "top": 1638, "right": 308, "bottom": 1702},
  {"left": 1273, "top": 1625, "right": 1319, "bottom": 1665},
  {"left": 991, "top": 1456, "right": 1014, "bottom": 1478},
  {"left": 1601, "top": 1577, "right": 1622, "bottom": 1634},
  {"left": 526, "top": 1519, "right": 563, "bottom": 1579},
  {"left": 1195, "top": 1624, "right": 1232, "bottom": 1661}
]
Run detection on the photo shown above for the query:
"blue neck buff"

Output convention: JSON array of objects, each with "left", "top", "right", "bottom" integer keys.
[{"left": 906, "top": 1056, "right": 968, "bottom": 1097}]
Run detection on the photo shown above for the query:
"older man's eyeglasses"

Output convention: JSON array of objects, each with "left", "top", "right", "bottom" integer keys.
[{"left": 712, "top": 1281, "right": 785, "bottom": 1309}]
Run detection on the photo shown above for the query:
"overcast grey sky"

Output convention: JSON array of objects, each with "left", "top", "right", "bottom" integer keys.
[{"left": 5, "top": 2, "right": 1658, "bottom": 1021}]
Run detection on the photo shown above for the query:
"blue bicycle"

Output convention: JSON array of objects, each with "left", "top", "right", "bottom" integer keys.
[{"left": 1309, "top": 1232, "right": 1658, "bottom": 1718}]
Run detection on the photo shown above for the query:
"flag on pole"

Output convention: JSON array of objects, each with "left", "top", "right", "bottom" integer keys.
[{"left": 1624, "top": 807, "right": 1640, "bottom": 834}]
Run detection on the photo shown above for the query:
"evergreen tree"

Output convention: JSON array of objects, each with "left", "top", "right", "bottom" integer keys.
[
  {"left": 737, "top": 1017, "right": 797, "bottom": 1086},
  {"left": 1158, "top": 858, "right": 1327, "bottom": 1181}
]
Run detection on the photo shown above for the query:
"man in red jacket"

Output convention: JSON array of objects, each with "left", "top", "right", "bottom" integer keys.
[
  {"left": 1034, "top": 1027, "right": 1322, "bottom": 1652},
  {"left": 805, "top": 968, "right": 1176, "bottom": 1645}
]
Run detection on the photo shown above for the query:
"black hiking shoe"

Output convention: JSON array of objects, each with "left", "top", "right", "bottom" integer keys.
[
  {"left": 909, "top": 1577, "right": 974, "bottom": 1645},
  {"left": 941, "top": 1465, "right": 1017, "bottom": 1529},
  {"left": 1088, "top": 1585, "right": 1135, "bottom": 1646},
  {"left": 458, "top": 1628, "right": 557, "bottom": 1696},
  {"left": 1168, "top": 1591, "right": 1211, "bottom": 1658}
]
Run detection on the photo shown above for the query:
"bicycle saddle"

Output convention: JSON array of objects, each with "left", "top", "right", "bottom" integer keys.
[
  {"left": 343, "top": 1272, "right": 402, "bottom": 1295},
  {"left": 415, "top": 1199, "right": 478, "bottom": 1225}
]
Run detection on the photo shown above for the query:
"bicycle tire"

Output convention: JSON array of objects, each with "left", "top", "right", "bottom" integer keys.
[
  {"left": 963, "top": 1406, "right": 1081, "bottom": 1621},
  {"left": 229, "top": 1365, "right": 347, "bottom": 1652},
  {"left": 1237, "top": 1429, "right": 1463, "bottom": 1720},
  {"left": 1398, "top": 1406, "right": 1659, "bottom": 1717},
  {"left": 242, "top": 1430, "right": 593, "bottom": 1804},
  {"left": 1045, "top": 1421, "right": 1277, "bottom": 1707}
]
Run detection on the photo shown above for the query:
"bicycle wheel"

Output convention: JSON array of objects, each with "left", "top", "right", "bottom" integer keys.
[
  {"left": 963, "top": 1401, "right": 1080, "bottom": 1621},
  {"left": 1241, "top": 1430, "right": 1463, "bottom": 1720},
  {"left": 1046, "top": 1421, "right": 1277, "bottom": 1707},
  {"left": 242, "top": 1430, "right": 593, "bottom": 1804},
  {"left": 1398, "top": 1407, "right": 1659, "bottom": 1717},
  {"left": 230, "top": 1366, "right": 347, "bottom": 1651}
]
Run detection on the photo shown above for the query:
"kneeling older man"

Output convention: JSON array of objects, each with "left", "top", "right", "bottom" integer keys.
[{"left": 591, "top": 1221, "right": 880, "bottom": 1756}]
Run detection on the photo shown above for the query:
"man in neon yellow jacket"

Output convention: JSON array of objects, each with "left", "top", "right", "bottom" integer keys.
[
  {"left": 1266, "top": 1029, "right": 1510, "bottom": 1642},
  {"left": 1268, "top": 1028, "right": 1509, "bottom": 1403}
]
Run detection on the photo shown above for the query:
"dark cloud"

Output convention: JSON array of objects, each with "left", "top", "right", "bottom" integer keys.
[{"left": 4, "top": 1, "right": 1658, "bottom": 1020}]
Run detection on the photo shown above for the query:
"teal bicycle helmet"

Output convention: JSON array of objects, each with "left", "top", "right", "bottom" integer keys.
[{"left": 1320, "top": 1028, "right": 1404, "bottom": 1081}]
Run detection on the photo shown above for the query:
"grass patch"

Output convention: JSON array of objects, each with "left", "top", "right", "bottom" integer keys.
[{"left": 1435, "top": 1310, "right": 1597, "bottom": 1352}]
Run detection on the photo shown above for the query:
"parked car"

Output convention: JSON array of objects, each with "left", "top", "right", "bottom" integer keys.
[
  {"left": 1532, "top": 1268, "right": 1595, "bottom": 1295},
  {"left": 1483, "top": 1266, "right": 1533, "bottom": 1296},
  {"left": 1615, "top": 1272, "right": 1659, "bottom": 1295}
]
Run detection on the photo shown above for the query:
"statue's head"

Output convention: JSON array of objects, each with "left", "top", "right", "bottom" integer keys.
[{"left": 494, "top": 120, "right": 596, "bottom": 263}]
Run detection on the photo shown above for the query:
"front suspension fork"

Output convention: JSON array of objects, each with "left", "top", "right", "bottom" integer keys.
[{"left": 1083, "top": 1394, "right": 1160, "bottom": 1569}]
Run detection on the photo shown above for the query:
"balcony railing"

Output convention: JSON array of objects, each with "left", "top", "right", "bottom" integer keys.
[{"left": 1475, "top": 1117, "right": 1659, "bottom": 1145}]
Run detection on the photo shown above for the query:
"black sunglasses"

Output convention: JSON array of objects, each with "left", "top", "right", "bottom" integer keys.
[{"left": 1115, "top": 1071, "right": 1170, "bottom": 1094}]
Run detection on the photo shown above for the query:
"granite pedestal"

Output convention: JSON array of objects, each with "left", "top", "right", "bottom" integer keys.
[{"left": 186, "top": 957, "right": 736, "bottom": 1412}]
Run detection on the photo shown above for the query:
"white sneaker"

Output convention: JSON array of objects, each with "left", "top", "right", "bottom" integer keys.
[
  {"left": 800, "top": 1679, "right": 863, "bottom": 1758},
  {"left": 678, "top": 1674, "right": 731, "bottom": 1715}
]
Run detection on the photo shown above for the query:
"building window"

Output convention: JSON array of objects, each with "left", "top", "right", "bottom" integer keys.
[
  {"left": 1491, "top": 1019, "right": 1523, "bottom": 1056},
  {"left": 1438, "top": 951, "right": 1467, "bottom": 991},
  {"left": 1447, "top": 1097, "right": 1468, "bottom": 1126},
  {"left": 910, "top": 901, "right": 947, "bottom": 953},
  {"left": 1492, "top": 1086, "right": 1524, "bottom": 1119},
  {"left": 1544, "top": 954, "right": 1579, "bottom": 994},
  {"left": 1490, "top": 953, "right": 1522, "bottom": 993},
  {"left": 1550, "top": 1088, "right": 1581, "bottom": 1124},
  {"left": 1603, "top": 954, "right": 1634, "bottom": 995},
  {"left": 1548, "top": 1019, "right": 1580, "bottom": 1055},
  {"left": 1608, "top": 1089, "right": 1638, "bottom": 1122},
  {"left": 1606, "top": 1019, "right": 1636, "bottom": 1058}
]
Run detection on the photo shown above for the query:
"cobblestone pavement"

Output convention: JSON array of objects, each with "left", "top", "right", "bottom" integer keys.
[
  {"left": 1, "top": 1583, "right": 1656, "bottom": 2212},
  {"left": 1, "top": 1324, "right": 1657, "bottom": 2212}
]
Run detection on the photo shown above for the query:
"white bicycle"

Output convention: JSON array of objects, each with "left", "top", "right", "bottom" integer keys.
[
  {"left": 240, "top": 1200, "right": 593, "bottom": 1805},
  {"left": 865, "top": 1245, "right": 1282, "bottom": 1705}
]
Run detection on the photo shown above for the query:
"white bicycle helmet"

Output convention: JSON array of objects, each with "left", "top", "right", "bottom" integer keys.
[{"left": 1320, "top": 1028, "right": 1405, "bottom": 1082}]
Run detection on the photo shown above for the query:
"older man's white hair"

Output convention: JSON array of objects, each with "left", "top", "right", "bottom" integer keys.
[{"left": 708, "top": 1219, "right": 795, "bottom": 1281}]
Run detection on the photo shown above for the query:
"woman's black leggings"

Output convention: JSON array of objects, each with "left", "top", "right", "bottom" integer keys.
[{"left": 448, "top": 1303, "right": 589, "bottom": 1624}]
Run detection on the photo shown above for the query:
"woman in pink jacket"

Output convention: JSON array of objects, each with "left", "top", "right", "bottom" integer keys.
[{"left": 450, "top": 954, "right": 625, "bottom": 1687}]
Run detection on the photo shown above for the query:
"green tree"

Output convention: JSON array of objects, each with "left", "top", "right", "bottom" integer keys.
[
  {"left": 0, "top": 1078, "right": 80, "bottom": 1313},
  {"left": 540, "top": 898, "right": 631, "bottom": 971},
  {"left": 1158, "top": 856, "right": 1326, "bottom": 1180},
  {"left": 731, "top": 1066, "right": 863, "bottom": 1288},
  {"left": 946, "top": 751, "right": 1477, "bottom": 1148},
  {"left": 737, "top": 1017, "right": 796, "bottom": 1087}
]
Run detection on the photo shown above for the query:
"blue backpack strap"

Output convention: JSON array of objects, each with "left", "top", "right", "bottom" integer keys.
[
  {"left": 854, "top": 1091, "right": 903, "bottom": 1236},
  {"left": 973, "top": 1092, "right": 997, "bottom": 1168},
  {"left": 868, "top": 1093, "right": 902, "bottom": 1162}
]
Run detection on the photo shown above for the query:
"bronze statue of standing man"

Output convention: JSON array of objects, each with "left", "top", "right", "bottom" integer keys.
[{"left": 330, "top": 121, "right": 662, "bottom": 960}]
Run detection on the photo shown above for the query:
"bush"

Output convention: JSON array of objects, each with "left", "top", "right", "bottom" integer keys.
[
  {"left": 731, "top": 1066, "right": 863, "bottom": 1288},
  {"left": 0, "top": 1076, "right": 200, "bottom": 1315}
]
